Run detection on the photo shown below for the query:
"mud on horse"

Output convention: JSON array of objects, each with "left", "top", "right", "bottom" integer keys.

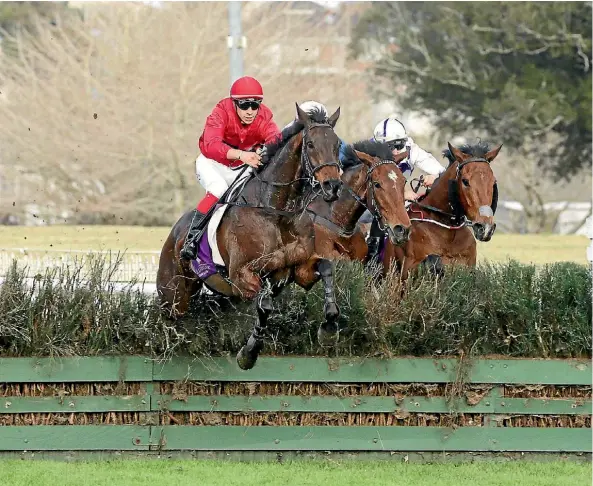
[
  {"left": 382, "top": 140, "right": 502, "bottom": 280},
  {"left": 156, "top": 103, "right": 343, "bottom": 370},
  {"left": 293, "top": 139, "right": 412, "bottom": 345}
]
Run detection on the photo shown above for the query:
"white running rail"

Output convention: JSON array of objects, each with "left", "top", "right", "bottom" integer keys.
[{"left": 0, "top": 248, "right": 161, "bottom": 282}]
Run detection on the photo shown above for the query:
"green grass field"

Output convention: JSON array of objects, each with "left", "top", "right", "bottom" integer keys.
[
  {"left": 3, "top": 460, "right": 591, "bottom": 486},
  {"left": 0, "top": 225, "right": 589, "bottom": 265}
]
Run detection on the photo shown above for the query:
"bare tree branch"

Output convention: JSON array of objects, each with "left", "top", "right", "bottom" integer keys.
[{"left": 0, "top": 2, "right": 372, "bottom": 224}]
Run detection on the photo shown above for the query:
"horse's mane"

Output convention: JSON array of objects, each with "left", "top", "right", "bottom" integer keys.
[
  {"left": 341, "top": 139, "right": 394, "bottom": 170},
  {"left": 442, "top": 140, "right": 493, "bottom": 166},
  {"left": 263, "top": 122, "right": 303, "bottom": 163},
  {"left": 340, "top": 144, "right": 360, "bottom": 170},
  {"left": 352, "top": 139, "right": 393, "bottom": 161}
]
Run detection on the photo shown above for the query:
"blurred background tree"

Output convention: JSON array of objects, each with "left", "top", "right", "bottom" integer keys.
[
  {"left": 0, "top": 1, "right": 589, "bottom": 233},
  {"left": 350, "top": 1, "right": 592, "bottom": 179}
]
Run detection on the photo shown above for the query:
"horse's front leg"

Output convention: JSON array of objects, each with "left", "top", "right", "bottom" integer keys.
[
  {"left": 236, "top": 288, "right": 272, "bottom": 370},
  {"left": 293, "top": 256, "right": 339, "bottom": 343},
  {"left": 315, "top": 259, "right": 340, "bottom": 346}
]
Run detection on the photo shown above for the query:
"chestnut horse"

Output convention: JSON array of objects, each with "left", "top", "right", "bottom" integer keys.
[
  {"left": 157, "top": 104, "right": 343, "bottom": 369},
  {"left": 383, "top": 141, "right": 502, "bottom": 279},
  {"left": 293, "top": 140, "right": 411, "bottom": 344}
]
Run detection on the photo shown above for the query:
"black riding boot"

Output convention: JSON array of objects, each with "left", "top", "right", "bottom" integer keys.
[
  {"left": 180, "top": 210, "right": 207, "bottom": 261},
  {"left": 364, "top": 218, "right": 383, "bottom": 266}
]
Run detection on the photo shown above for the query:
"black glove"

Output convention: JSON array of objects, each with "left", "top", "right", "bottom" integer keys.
[{"left": 256, "top": 145, "right": 269, "bottom": 164}]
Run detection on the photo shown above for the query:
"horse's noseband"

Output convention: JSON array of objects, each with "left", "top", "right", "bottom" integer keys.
[
  {"left": 366, "top": 160, "right": 399, "bottom": 231},
  {"left": 343, "top": 159, "right": 398, "bottom": 232}
]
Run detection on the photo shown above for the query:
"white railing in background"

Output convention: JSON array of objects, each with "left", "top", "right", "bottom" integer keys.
[
  {"left": 0, "top": 248, "right": 161, "bottom": 282},
  {"left": 587, "top": 217, "right": 593, "bottom": 268}
]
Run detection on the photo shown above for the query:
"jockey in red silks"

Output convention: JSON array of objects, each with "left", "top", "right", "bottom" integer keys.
[{"left": 180, "top": 76, "right": 281, "bottom": 261}]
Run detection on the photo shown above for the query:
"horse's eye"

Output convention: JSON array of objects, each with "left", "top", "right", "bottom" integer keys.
[
  {"left": 306, "top": 141, "right": 314, "bottom": 149},
  {"left": 374, "top": 181, "right": 381, "bottom": 189},
  {"left": 462, "top": 178, "right": 470, "bottom": 187}
]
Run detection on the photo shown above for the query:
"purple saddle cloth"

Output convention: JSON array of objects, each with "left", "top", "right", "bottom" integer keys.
[{"left": 189, "top": 231, "right": 218, "bottom": 280}]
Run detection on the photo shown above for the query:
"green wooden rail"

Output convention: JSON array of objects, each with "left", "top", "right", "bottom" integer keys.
[{"left": 0, "top": 356, "right": 590, "bottom": 454}]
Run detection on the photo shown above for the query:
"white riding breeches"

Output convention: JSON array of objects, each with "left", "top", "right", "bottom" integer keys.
[{"left": 195, "top": 153, "right": 252, "bottom": 198}]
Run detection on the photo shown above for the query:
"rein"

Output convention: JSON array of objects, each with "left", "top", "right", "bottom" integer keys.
[
  {"left": 306, "top": 158, "right": 399, "bottom": 237},
  {"left": 226, "top": 121, "right": 340, "bottom": 216},
  {"left": 250, "top": 122, "right": 341, "bottom": 189},
  {"left": 227, "top": 186, "right": 324, "bottom": 219}
]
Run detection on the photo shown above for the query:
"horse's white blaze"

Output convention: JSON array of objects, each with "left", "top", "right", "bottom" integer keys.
[{"left": 388, "top": 170, "right": 398, "bottom": 189}]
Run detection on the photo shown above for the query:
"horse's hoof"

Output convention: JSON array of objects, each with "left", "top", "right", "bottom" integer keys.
[
  {"left": 236, "top": 336, "right": 264, "bottom": 370},
  {"left": 237, "top": 346, "right": 258, "bottom": 370},
  {"left": 317, "top": 323, "right": 339, "bottom": 347}
]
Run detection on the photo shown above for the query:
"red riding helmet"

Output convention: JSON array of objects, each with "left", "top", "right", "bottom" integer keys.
[{"left": 230, "top": 76, "right": 264, "bottom": 99}]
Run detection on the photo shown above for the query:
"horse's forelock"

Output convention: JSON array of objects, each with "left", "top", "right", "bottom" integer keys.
[
  {"left": 460, "top": 140, "right": 493, "bottom": 158},
  {"left": 442, "top": 139, "right": 492, "bottom": 166},
  {"left": 443, "top": 140, "right": 493, "bottom": 166},
  {"left": 306, "top": 106, "right": 329, "bottom": 124}
]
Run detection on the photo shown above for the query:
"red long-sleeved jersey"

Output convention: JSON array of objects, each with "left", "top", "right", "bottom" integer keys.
[{"left": 198, "top": 97, "right": 280, "bottom": 168}]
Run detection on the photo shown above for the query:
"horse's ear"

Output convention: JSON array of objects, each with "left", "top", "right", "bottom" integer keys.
[
  {"left": 484, "top": 144, "right": 503, "bottom": 163},
  {"left": 295, "top": 102, "right": 310, "bottom": 127},
  {"left": 328, "top": 106, "right": 340, "bottom": 128},
  {"left": 354, "top": 149, "right": 371, "bottom": 167},
  {"left": 447, "top": 142, "right": 471, "bottom": 163},
  {"left": 393, "top": 151, "right": 407, "bottom": 164}
]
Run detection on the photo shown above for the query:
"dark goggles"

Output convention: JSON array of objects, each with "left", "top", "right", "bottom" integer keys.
[
  {"left": 234, "top": 99, "right": 262, "bottom": 111},
  {"left": 387, "top": 139, "right": 407, "bottom": 151}
]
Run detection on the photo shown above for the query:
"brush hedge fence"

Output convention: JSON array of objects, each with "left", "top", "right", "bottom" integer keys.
[
  {"left": 0, "top": 257, "right": 590, "bottom": 360},
  {"left": 0, "top": 257, "right": 591, "bottom": 457}
]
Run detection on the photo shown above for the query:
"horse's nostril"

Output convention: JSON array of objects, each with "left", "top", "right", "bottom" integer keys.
[
  {"left": 473, "top": 223, "right": 489, "bottom": 240},
  {"left": 324, "top": 180, "right": 342, "bottom": 197},
  {"left": 395, "top": 225, "right": 410, "bottom": 236}
]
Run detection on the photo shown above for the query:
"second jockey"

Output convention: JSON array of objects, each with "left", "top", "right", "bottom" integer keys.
[
  {"left": 365, "top": 115, "right": 446, "bottom": 265},
  {"left": 180, "top": 76, "right": 281, "bottom": 261}
]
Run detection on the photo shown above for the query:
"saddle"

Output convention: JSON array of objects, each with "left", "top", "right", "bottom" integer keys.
[{"left": 190, "top": 164, "right": 252, "bottom": 244}]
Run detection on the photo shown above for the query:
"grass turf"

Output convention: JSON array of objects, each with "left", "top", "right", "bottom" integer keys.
[{"left": 2, "top": 459, "right": 591, "bottom": 486}]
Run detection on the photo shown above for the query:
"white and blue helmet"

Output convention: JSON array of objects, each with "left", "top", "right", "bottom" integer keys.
[
  {"left": 373, "top": 116, "right": 407, "bottom": 144},
  {"left": 297, "top": 100, "right": 328, "bottom": 119}
]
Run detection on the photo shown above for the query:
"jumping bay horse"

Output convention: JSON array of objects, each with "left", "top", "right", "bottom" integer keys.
[
  {"left": 383, "top": 141, "right": 502, "bottom": 279},
  {"left": 157, "top": 104, "right": 343, "bottom": 370},
  {"left": 293, "top": 140, "right": 411, "bottom": 344}
]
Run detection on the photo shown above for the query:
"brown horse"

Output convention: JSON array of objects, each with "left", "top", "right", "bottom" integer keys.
[
  {"left": 293, "top": 140, "right": 412, "bottom": 344},
  {"left": 157, "top": 104, "right": 343, "bottom": 369},
  {"left": 382, "top": 141, "right": 502, "bottom": 279}
]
